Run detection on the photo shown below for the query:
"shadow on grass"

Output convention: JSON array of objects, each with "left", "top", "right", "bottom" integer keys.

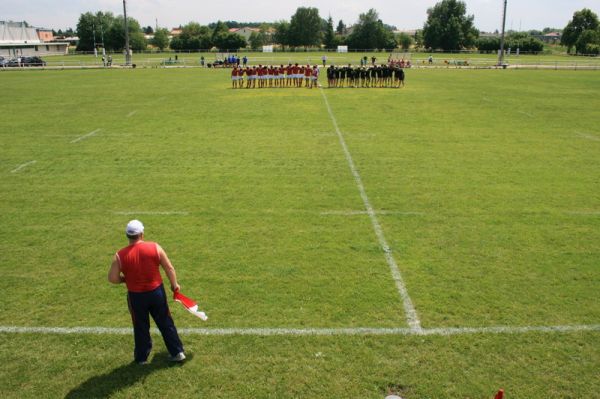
[{"left": 65, "top": 352, "right": 192, "bottom": 398}]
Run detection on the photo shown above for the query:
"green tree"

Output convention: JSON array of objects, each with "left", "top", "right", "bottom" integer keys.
[
  {"left": 249, "top": 31, "right": 264, "bottom": 50},
  {"left": 323, "top": 16, "right": 336, "bottom": 49},
  {"left": 397, "top": 32, "right": 414, "bottom": 50},
  {"left": 214, "top": 33, "right": 246, "bottom": 51},
  {"left": 76, "top": 11, "right": 115, "bottom": 51},
  {"left": 422, "top": 0, "right": 478, "bottom": 50},
  {"left": 336, "top": 20, "right": 346, "bottom": 35},
  {"left": 562, "top": 9, "right": 599, "bottom": 53},
  {"left": 576, "top": 29, "right": 600, "bottom": 54},
  {"left": 211, "top": 21, "right": 229, "bottom": 43},
  {"left": 105, "top": 15, "right": 146, "bottom": 51},
  {"left": 347, "top": 9, "right": 397, "bottom": 50},
  {"left": 174, "top": 22, "right": 212, "bottom": 50},
  {"left": 152, "top": 27, "right": 170, "bottom": 50},
  {"left": 288, "top": 7, "right": 322, "bottom": 47},
  {"left": 273, "top": 20, "right": 290, "bottom": 46}
]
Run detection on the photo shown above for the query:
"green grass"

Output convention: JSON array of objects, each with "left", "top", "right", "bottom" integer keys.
[
  {"left": 1, "top": 68, "right": 599, "bottom": 398},
  {"left": 33, "top": 50, "right": 600, "bottom": 68}
]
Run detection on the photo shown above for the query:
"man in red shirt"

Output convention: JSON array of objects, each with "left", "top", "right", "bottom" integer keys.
[{"left": 108, "top": 220, "right": 185, "bottom": 364}]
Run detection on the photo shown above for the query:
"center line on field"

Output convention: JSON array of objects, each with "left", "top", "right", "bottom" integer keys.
[
  {"left": 126, "top": 110, "right": 137, "bottom": 118},
  {"left": 71, "top": 129, "right": 101, "bottom": 143},
  {"left": 1, "top": 324, "right": 598, "bottom": 337},
  {"left": 10, "top": 160, "right": 36, "bottom": 173},
  {"left": 320, "top": 88, "right": 421, "bottom": 332}
]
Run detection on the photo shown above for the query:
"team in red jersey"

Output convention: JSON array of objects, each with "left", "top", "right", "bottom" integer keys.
[{"left": 231, "top": 63, "right": 320, "bottom": 89}]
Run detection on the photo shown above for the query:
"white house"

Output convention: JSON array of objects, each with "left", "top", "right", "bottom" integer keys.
[{"left": 1, "top": 21, "right": 69, "bottom": 57}]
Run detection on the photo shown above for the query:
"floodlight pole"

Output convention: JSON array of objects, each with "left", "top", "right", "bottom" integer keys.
[
  {"left": 123, "top": 0, "right": 131, "bottom": 66},
  {"left": 498, "top": 0, "right": 508, "bottom": 66}
]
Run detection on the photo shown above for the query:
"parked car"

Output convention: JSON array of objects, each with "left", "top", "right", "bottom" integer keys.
[
  {"left": 2, "top": 56, "right": 47, "bottom": 67},
  {"left": 23, "top": 56, "right": 46, "bottom": 66},
  {"left": 5, "top": 58, "right": 20, "bottom": 67}
]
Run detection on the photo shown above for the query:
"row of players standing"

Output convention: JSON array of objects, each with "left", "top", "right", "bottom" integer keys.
[
  {"left": 326, "top": 64, "right": 405, "bottom": 88},
  {"left": 231, "top": 64, "right": 320, "bottom": 89}
]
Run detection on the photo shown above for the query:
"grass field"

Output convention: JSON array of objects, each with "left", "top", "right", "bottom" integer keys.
[{"left": 1, "top": 67, "right": 599, "bottom": 398}]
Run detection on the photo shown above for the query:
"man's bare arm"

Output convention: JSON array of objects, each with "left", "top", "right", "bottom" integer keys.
[
  {"left": 158, "top": 244, "right": 180, "bottom": 292},
  {"left": 108, "top": 254, "right": 125, "bottom": 284}
]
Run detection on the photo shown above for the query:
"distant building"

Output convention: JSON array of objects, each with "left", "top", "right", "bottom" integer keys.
[
  {"left": 541, "top": 32, "right": 561, "bottom": 43},
  {"left": 1, "top": 21, "right": 68, "bottom": 57},
  {"left": 36, "top": 28, "right": 54, "bottom": 42},
  {"left": 393, "top": 29, "right": 418, "bottom": 37},
  {"left": 228, "top": 27, "right": 260, "bottom": 41},
  {"left": 170, "top": 28, "right": 182, "bottom": 37}
]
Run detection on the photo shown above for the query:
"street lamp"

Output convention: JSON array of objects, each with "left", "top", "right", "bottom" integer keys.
[
  {"left": 123, "top": 0, "right": 131, "bottom": 66},
  {"left": 498, "top": 0, "right": 508, "bottom": 66}
]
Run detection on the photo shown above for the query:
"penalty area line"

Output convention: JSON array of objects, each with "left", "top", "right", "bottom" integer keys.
[
  {"left": 1, "top": 324, "right": 599, "bottom": 337},
  {"left": 319, "top": 87, "right": 421, "bottom": 333}
]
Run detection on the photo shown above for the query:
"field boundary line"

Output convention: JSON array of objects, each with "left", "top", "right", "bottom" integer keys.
[
  {"left": 319, "top": 88, "right": 421, "bottom": 332},
  {"left": 1, "top": 324, "right": 598, "bottom": 337},
  {"left": 126, "top": 110, "right": 137, "bottom": 118},
  {"left": 10, "top": 160, "right": 36, "bottom": 173},
  {"left": 71, "top": 129, "right": 101, "bottom": 143}
]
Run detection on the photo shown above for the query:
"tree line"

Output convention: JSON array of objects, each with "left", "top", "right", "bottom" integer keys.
[{"left": 74, "top": 1, "right": 600, "bottom": 55}]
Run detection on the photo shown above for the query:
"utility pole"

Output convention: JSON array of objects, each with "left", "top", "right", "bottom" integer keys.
[
  {"left": 123, "top": 0, "right": 131, "bottom": 66},
  {"left": 498, "top": 0, "right": 508, "bottom": 66}
]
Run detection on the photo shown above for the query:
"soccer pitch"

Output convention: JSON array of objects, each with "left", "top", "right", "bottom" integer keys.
[{"left": 1, "top": 68, "right": 599, "bottom": 398}]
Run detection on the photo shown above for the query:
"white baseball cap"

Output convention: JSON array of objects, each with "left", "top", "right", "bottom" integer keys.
[{"left": 125, "top": 220, "right": 144, "bottom": 235}]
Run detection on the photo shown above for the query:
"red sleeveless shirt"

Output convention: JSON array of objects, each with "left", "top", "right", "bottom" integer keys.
[{"left": 117, "top": 241, "right": 162, "bottom": 293}]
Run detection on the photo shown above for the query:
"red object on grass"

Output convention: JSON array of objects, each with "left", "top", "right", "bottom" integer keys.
[
  {"left": 494, "top": 389, "right": 504, "bottom": 399},
  {"left": 173, "top": 290, "right": 208, "bottom": 320}
]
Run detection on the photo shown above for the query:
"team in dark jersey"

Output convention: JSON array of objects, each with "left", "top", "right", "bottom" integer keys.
[{"left": 326, "top": 64, "right": 405, "bottom": 88}]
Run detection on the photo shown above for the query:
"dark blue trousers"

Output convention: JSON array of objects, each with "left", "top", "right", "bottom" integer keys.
[{"left": 127, "top": 284, "right": 184, "bottom": 362}]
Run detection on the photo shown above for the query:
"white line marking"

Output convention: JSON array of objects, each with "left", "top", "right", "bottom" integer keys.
[
  {"left": 519, "top": 110, "right": 534, "bottom": 118},
  {"left": 320, "top": 88, "right": 422, "bottom": 332},
  {"left": 320, "top": 210, "right": 425, "bottom": 216},
  {"left": 126, "top": 110, "right": 137, "bottom": 118},
  {"left": 10, "top": 160, "right": 36, "bottom": 173},
  {"left": 71, "top": 129, "right": 101, "bottom": 143},
  {"left": 113, "top": 211, "right": 189, "bottom": 216},
  {"left": 1, "top": 324, "right": 598, "bottom": 337},
  {"left": 566, "top": 211, "right": 600, "bottom": 216},
  {"left": 576, "top": 132, "right": 600, "bottom": 142}
]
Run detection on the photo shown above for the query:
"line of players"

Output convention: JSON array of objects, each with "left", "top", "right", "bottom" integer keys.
[
  {"left": 231, "top": 64, "right": 320, "bottom": 89},
  {"left": 326, "top": 64, "right": 405, "bottom": 88}
]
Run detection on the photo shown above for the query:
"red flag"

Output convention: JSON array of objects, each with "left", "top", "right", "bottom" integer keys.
[{"left": 173, "top": 290, "right": 208, "bottom": 321}]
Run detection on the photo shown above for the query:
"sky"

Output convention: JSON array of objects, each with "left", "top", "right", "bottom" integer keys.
[{"left": 2, "top": 0, "right": 599, "bottom": 32}]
